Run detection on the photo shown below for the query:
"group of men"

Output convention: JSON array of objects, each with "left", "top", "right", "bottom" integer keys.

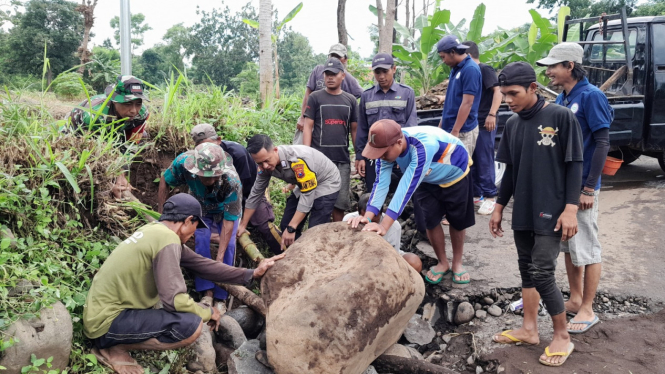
[{"left": 74, "top": 36, "right": 612, "bottom": 371}]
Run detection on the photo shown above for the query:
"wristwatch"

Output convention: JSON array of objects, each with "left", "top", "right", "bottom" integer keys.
[{"left": 286, "top": 225, "right": 296, "bottom": 233}]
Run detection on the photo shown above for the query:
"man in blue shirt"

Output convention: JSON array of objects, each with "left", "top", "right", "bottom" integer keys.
[
  {"left": 349, "top": 120, "right": 475, "bottom": 285},
  {"left": 437, "top": 35, "right": 482, "bottom": 157},
  {"left": 538, "top": 43, "right": 613, "bottom": 335}
]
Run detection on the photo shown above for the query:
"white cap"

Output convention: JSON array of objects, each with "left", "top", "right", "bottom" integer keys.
[{"left": 536, "top": 43, "right": 584, "bottom": 66}]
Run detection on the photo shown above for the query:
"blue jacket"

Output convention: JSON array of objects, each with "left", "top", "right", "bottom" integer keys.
[{"left": 441, "top": 55, "right": 482, "bottom": 133}]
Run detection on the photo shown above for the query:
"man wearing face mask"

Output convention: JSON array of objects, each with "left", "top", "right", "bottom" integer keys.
[{"left": 158, "top": 143, "right": 243, "bottom": 313}]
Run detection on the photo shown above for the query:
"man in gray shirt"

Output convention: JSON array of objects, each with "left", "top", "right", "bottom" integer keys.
[
  {"left": 296, "top": 43, "right": 364, "bottom": 132},
  {"left": 237, "top": 134, "right": 341, "bottom": 249}
]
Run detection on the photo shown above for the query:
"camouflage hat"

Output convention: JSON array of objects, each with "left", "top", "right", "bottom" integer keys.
[
  {"left": 184, "top": 143, "right": 227, "bottom": 177},
  {"left": 105, "top": 75, "right": 150, "bottom": 104}
]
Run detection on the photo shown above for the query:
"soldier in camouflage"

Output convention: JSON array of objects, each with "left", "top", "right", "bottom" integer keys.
[
  {"left": 66, "top": 75, "right": 151, "bottom": 199},
  {"left": 158, "top": 143, "right": 243, "bottom": 312}
]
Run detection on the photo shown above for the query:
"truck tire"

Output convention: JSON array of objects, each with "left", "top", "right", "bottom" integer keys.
[{"left": 608, "top": 147, "right": 641, "bottom": 165}]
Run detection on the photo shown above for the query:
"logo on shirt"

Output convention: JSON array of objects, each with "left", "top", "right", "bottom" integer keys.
[
  {"left": 537, "top": 125, "right": 559, "bottom": 147},
  {"left": 570, "top": 103, "right": 579, "bottom": 114},
  {"left": 539, "top": 212, "right": 553, "bottom": 220},
  {"left": 395, "top": 96, "right": 401, "bottom": 99},
  {"left": 456, "top": 72, "right": 461, "bottom": 79},
  {"left": 324, "top": 119, "right": 346, "bottom": 125}
]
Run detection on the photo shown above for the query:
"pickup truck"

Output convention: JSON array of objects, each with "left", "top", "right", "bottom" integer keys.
[{"left": 416, "top": 8, "right": 665, "bottom": 185}]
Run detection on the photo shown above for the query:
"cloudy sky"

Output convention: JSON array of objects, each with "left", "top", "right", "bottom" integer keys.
[{"left": 89, "top": 0, "right": 549, "bottom": 58}]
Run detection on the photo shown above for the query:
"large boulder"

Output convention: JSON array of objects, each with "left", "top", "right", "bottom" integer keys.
[
  {"left": 0, "top": 302, "right": 72, "bottom": 374},
  {"left": 261, "top": 222, "right": 425, "bottom": 374}
]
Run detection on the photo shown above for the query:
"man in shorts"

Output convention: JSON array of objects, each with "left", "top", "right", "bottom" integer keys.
[
  {"left": 348, "top": 120, "right": 474, "bottom": 285},
  {"left": 489, "top": 62, "right": 583, "bottom": 367},
  {"left": 302, "top": 57, "right": 358, "bottom": 221},
  {"left": 538, "top": 43, "right": 613, "bottom": 334},
  {"left": 84, "top": 194, "right": 284, "bottom": 374}
]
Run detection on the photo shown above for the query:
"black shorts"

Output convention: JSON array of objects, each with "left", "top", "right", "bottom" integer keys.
[
  {"left": 414, "top": 175, "right": 475, "bottom": 231},
  {"left": 93, "top": 309, "right": 201, "bottom": 349}
]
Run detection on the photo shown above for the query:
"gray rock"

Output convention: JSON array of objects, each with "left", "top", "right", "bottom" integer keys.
[
  {"left": 474, "top": 303, "right": 482, "bottom": 311},
  {"left": 442, "top": 334, "right": 453, "bottom": 344},
  {"left": 602, "top": 296, "right": 610, "bottom": 303},
  {"left": 216, "top": 315, "right": 247, "bottom": 349},
  {"left": 443, "top": 300, "right": 456, "bottom": 324},
  {"left": 467, "top": 355, "right": 475, "bottom": 365},
  {"left": 362, "top": 365, "right": 378, "bottom": 374},
  {"left": 0, "top": 302, "right": 72, "bottom": 373},
  {"left": 415, "top": 242, "right": 438, "bottom": 260},
  {"left": 228, "top": 340, "right": 274, "bottom": 374},
  {"left": 7, "top": 279, "right": 36, "bottom": 297},
  {"left": 483, "top": 297, "right": 494, "bottom": 305},
  {"left": 213, "top": 342, "right": 235, "bottom": 368},
  {"left": 225, "top": 305, "right": 264, "bottom": 339},
  {"left": 404, "top": 314, "right": 436, "bottom": 345},
  {"left": 440, "top": 294, "right": 451, "bottom": 301},
  {"left": 426, "top": 353, "right": 443, "bottom": 364},
  {"left": 382, "top": 344, "right": 424, "bottom": 360},
  {"left": 439, "top": 344, "right": 447, "bottom": 351},
  {"left": 476, "top": 365, "right": 484, "bottom": 374},
  {"left": 488, "top": 305, "right": 503, "bottom": 317},
  {"left": 422, "top": 302, "right": 441, "bottom": 326},
  {"left": 475, "top": 310, "right": 487, "bottom": 320},
  {"left": 186, "top": 329, "right": 216, "bottom": 373},
  {"left": 624, "top": 301, "right": 631, "bottom": 307},
  {"left": 454, "top": 302, "right": 475, "bottom": 325}
]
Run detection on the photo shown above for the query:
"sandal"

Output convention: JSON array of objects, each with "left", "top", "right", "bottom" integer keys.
[
  {"left": 539, "top": 342, "right": 575, "bottom": 367},
  {"left": 424, "top": 267, "right": 451, "bottom": 285},
  {"left": 492, "top": 330, "right": 536, "bottom": 345},
  {"left": 92, "top": 347, "right": 143, "bottom": 373},
  {"left": 452, "top": 270, "right": 470, "bottom": 284}
]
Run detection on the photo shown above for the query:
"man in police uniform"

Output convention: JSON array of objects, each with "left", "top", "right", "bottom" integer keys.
[
  {"left": 67, "top": 75, "right": 150, "bottom": 199},
  {"left": 237, "top": 134, "right": 341, "bottom": 249}
]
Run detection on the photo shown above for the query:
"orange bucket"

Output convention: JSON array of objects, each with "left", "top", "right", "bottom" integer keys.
[{"left": 602, "top": 156, "right": 623, "bottom": 176}]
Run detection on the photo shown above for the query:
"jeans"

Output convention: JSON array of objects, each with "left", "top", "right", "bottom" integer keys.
[
  {"left": 194, "top": 216, "right": 239, "bottom": 300},
  {"left": 471, "top": 125, "right": 498, "bottom": 198},
  {"left": 514, "top": 231, "right": 565, "bottom": 317},
  {"left": 280, "top": 191, "right": 339, "bottom": 240}
]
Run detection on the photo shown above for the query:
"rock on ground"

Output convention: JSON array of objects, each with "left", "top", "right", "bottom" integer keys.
[
  {"left": 225, "top": 305, "right": 264, "bottom": 339},
  {"left": 261, "top": 222, "right": 425, "bottom": 374},
  {"left": 381, "top": 344, "right": 424, "bottom": 360},
  {"left": 488, "top": 305, "right": 503, "bottom": 317},
  {"left": 186, "top": 329, "right": 216, "bottom": 373},
  {"left": 0, "top": 302, "right": 72, "bottom": 374},
  {"left": 403, "top": 314, "right": 436, "bottom": 345},
  {"left": 362, "top": 365, "right": 378, "bottom": 374},
  {"left": 455, "top": 302, "right": 475, "bottom": 325},
  {"left": 228, "top": 340, "right": 274, "bottom": 374}
]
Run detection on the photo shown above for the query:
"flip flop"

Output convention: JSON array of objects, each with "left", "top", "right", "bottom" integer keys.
[
  {"left": 566, "top": 310, "right": 577, "bottom": 318},
  {"left": 452, "top": 270, "right": 470, "bottom": 284},
  {"left": 425, "top": 267, "right": 451, "bottom": 285},
  {"left": 492, "top": 330, "right": 536, "bottom": 345},
  {"left": 539, "top": 342, "right": 575, "bottom": 367},
  {"left": 92, "top": 347, "right": 143, "bottom": 373},
  {"left": 567, "top": 315, "right": 600, "bottom": 334}
]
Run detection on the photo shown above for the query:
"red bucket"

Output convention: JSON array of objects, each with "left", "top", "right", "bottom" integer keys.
[{"left": 602, "top": 156, "right": 623, "bottom": 176}]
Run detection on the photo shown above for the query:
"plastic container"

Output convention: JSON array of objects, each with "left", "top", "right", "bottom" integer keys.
[{"left": 602, "top": 156, "right": 623, "bottom": 176}]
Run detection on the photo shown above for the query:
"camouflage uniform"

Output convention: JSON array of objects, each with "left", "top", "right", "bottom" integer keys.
[{"left": 66, "top": 75, "right": 150, "bottom": 143}]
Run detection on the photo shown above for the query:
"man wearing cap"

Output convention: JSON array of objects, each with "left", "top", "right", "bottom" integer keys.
[
  {"left": 302, "top": 57, "right": 358, "bottom": 222},
  {"left": 190, "top": 124, "right": 283, "bottom": 254},
  {"left": 84, "top": 193, "right": 284, "bottom": 374},
  {"left": 348, "top": 120, "right": 475, "bottom": 285},
  {"left": 537, "top": 43, "right": 613, "bottom": 335},
  {"left": 356, "top": 52, "right": 418, "bottom": 191},
  {"left": 238, "top": 134, "right": 340, "bottom": 249},
  {"left": 67, "top": 75, "right": 151, "bottom": 199},
  {"left": 296, "top": 43, "right": 364, "bottom": 132},
  {"left": 489, "top": 62, "right": 583, "bottom": 367},
  {"left": 437, "top": 35, "right": 482, "bottom": 157},
  {"left": 158, "top": 143, "right": 243, "bottom": 310}
]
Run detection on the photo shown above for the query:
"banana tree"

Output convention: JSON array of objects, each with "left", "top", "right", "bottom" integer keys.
[{"left": 243, "top": 2, "right": 303, "bottom": 98}]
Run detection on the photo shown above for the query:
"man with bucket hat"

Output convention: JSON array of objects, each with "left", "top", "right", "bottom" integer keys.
[
  {"left": 537, "top": 43, "right": 614, "bottom": 335},
  {"left": 67, "top": 75, "right": 151, "bottom": 199},
  {"left": 83, "top": 193, "right": 284, "bottom": 374},
  {"left": 158, "top": 143, "right": 243, "bottom": 311}
]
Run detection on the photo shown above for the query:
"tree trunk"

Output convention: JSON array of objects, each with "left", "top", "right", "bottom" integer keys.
[
  {"left": 76, "top": 0, "right": 97, "bottom": 74},
  {"left": 259, "top": 0, "right": 273, "bottom": 107},
  {"left": 404, "top": 0, "right": 410, "bottom": 47},
  {"left": 412, "top": 0, "right": 416, "bottom": 41},
  {"left": 216, "top": 283, "right": 267, "bottom": 316},
  {"left": 337, "top": 0, "right": 348, "bottom": 46},
  {"left": 393, "top": 0, "right": 398, "bottom": 44},
  {"left": 274, "top": 45, "right": 280, "bottom": 99},
  {"left": 377, "top": 0, "right": 397, "bottom": 53}
]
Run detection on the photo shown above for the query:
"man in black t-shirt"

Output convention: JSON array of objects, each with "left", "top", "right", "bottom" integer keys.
[
  {"left": 303, "top": 57, "right": 358, "bottom": 222},
  {"left": 489, "top": 62, "right": 583, "bottom": 368},
  {"left": 463, "top": 41, "right": 503, "bottom": 215}
]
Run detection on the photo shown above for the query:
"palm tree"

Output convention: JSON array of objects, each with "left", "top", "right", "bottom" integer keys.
[{"left": 259, "top": 0, "right": 273, "bottom": 106}]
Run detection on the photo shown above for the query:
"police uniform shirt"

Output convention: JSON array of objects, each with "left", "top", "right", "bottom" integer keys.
[{"left": 356, "top": 81, "right": 418, "bottom": 160}]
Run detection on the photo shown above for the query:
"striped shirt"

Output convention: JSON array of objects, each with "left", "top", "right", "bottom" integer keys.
[{"left": 366, "top": 126, "right": 470, "bottom": 220}]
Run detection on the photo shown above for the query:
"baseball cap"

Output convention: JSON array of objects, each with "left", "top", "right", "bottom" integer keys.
[
  {"left": 372, "top": 53, "right": 394, "bottom": 70},
  {"left": 105, "top": 75, "right": 150, "bottom": 103},
  {"left": 436, "top": 35, "right": 470, "bottom": 53},
  {"left": 323, "top": 57, "right": 345, "bottom": 74},
  {"left": 536, "top": 42, "right": 584, "bottom": 66},
  {"left": 184, "top": 143, "right": 228, "bottom": 177},
  {"left": 362, "top": 119, "right": 403, "bottom": 159},
  {"left": 191, "top": 123, "right": 218, "bottom": 145},
  {"left": 160, "top": 193, "right": 209, "bottom": 229},
  {"left": 498, "top": 62, "right": 537, "bottom": 86},
  {"left": 328, "top": 43, "right": 348, "bottom": 58}
]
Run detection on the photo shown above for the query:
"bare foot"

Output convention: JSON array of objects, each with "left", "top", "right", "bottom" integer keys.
[
  {"left": 425, "top": 263, "right": 450, "bottom": 283},
  {"left": 99, "top": 346, "right": 144, "bottom": 374},
  {"left": 564, "top": 299, "right": 581, "bottom": 314},
  {"left": 568, "top": 308, "right": 596, "bottom": 332},
  {"left": 540, "top": 335, "right": 572, "bottom": 366},
  {"left": 492, "top": 327, "right": 540, "bottom": 345}
]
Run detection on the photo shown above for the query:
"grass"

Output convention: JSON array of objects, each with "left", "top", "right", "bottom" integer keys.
[{"left": 0, "top": 70, "right": 300, "bottom": 373}]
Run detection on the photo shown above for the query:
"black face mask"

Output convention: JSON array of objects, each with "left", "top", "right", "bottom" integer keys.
[{"left": 517, "top": 95, "right": 545, "bottom": 120}]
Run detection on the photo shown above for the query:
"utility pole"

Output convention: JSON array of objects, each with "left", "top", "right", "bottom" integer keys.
[{"left": 120, "top": 0, "right": 132, "bottom": 75}]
